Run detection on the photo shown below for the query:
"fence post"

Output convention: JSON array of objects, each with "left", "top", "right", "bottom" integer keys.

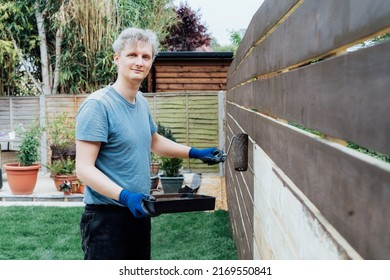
[
  {"left": 218, "top": 91, "right": 226, "bottom": 176},
  {"left": 39, "top": 94, "right": 47, "bottom": 173}
]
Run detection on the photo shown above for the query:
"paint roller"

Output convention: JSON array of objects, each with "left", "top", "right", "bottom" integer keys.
[{"left": 210, "top": 132, "right": 249, "bottom": 171}]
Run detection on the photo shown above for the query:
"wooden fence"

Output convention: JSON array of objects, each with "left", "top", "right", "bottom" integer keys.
[
  {"left": 226, "top": 0, "right": 390, "bottom": 259},
  {"left": 0, "top": 92, "right": 223, "bottom": 173}
]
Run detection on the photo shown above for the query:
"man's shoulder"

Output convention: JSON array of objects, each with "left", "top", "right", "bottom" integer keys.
[{"left": 87, "top": 86, "right": 111, "bottom": 101}]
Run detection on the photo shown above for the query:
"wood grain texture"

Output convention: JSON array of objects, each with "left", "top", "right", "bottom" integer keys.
[
  {"left": 229, "top": 40, "right": 390, "bottom": 155},
  {"left": 227, "top": 104, "right": 390, "bottom": 259},
  {"left": 229, "top": 0, "right": 390, "bottom": 88}
]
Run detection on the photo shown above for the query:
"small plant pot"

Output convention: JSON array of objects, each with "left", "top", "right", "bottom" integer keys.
[
  {"left": 79, "top": 183, "right": 85, "bottom": 194},
  {"left": 53, "top": 174, "right": 78, "bottom": 191},
  {"left": 160, "top": 176, "right": 184, "bottom": 193},
  {"left": 150, "top": 175, "right": 160, "bottom": 193},
  {"left": 150, "top": 162, "right": 159, "bottom": 176}
]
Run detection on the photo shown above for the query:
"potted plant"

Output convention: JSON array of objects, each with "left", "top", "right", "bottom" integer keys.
[
  {"left": 47, "top": 112, "right": 76, "bottom": 169},
  {"left": 150, "top": 152, "right": 160, "bottom": 175},
  {"left": 46, "top": 112, "right": 78, "bottom": 191},
  {"left": 46, "top": 156, "right": 77, "bottom": 192},
  {"left": 3, "top": 120, "right": 43, "bottom": 195},
  {"left": 157, "top": 123, "right": 184, "bottom": 193},
  {"left": 59, "top": 180, "right": 72, "bottom": 196},
  {"left": 150, "top": 152, "right": 160, "bottom": 193}
]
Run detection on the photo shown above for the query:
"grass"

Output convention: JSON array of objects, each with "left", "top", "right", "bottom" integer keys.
[{"left": 0, "top": 207, "right": 237, "bottom": 260}]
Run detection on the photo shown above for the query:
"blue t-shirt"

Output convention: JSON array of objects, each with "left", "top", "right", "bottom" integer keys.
[{"left": 76, "top": 85, "right": 157, "bottom": 205}]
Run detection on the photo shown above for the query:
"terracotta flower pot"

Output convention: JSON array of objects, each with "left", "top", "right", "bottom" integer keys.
[
  {"left": 79, "top": 183, "right": 85, "bottom": 194},
  {"left": 53, "top": 174, "right": 78, "bottom": 191},
  {"left": 3, "top": 163, "right": 41, "bottom": 195}
]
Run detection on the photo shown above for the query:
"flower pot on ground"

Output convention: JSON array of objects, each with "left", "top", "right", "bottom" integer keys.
[
  {"left": 150, "top": 153, "right": 160, "bottom": 193},
  {"left": 150, "top": 174, "right": 160, "bottom": 193},
  {"left": 3, "top": 120, "right": 43, "bottom": 195},
  {"left": 46, "top": 157, "right": 77, "bottom": 191},
  {"left": 59, "top": 180, "right": 72, "bottom": 196},
  {"left": 77, "top": 180, "right": 85, "bottom": 194},
  {"left": 157, "top": 123, "right": 184, "bottom": 193},
  {"left": 4, "top": 164, "right": 41, "bottom": 195}
]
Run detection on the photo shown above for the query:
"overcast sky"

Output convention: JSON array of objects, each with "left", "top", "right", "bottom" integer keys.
[{"left": 173, "top": 0, "right": 265, "bottom": 45}]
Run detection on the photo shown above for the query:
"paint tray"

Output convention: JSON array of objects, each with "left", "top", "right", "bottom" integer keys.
[{"left": 144, "top": 193, "right": 215, "bottom": 215}]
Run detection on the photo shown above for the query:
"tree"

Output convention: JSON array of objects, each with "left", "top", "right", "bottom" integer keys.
[
  {"left": 163, "top": 1, "right": 211, "bottom": 51},
  {"left": 0, "top": 0, "right": 178, "bottom": 96},
  {"left": 0, "top": 1, "right": 41, "bottom": 96},
  {"left": 1, "top": 0, "right": 70, "bottom": 96},
  {"left": 211, "top": 28, "right": 246, "bottom": 53}
]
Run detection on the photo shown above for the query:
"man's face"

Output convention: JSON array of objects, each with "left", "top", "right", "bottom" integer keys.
[{"left": 114, "top": 41, "right": 153, "bottom": 82}]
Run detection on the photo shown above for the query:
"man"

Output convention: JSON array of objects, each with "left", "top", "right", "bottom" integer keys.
[{"left": 76, "top": 27, "right": 223, "bottom": 260}]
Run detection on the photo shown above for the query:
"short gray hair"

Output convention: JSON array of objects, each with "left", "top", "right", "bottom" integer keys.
[{"left": 112, "top": 27, "right": 160, "bottom": 59}]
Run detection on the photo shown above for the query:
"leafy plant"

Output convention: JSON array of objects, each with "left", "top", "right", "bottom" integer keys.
[
  {"left": 59, "top": 180, "right": 72, "bottom": 192},
  {"left": 15, "top": 120, "right": 44, "bottom": 166},
  {"left": 47, "top": 112, "right": 75, "bottom": 157},
  {"left": 160, "top": 157, "right": 183, "bottom": 177},
  {"left": 157, "top": 122, "right": 183, "bottom": 177},
  {"left": 46, "top": 112, "right": 76, "bottom": 175},
  {"left": 46, "top": 157, "right": 76, "bottom": 176}
]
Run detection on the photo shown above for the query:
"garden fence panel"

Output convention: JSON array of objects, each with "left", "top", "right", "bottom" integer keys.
[{"left": 226, "top": 0, "right": 390, "bottom": 260}]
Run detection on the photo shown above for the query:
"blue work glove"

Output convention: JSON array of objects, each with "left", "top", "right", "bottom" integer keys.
[
  {"left": 189, "top": 147, "right": 225, "bottom": 165},
  {"left": 118, "top": 189, "right": 154, "bottom": 218}
]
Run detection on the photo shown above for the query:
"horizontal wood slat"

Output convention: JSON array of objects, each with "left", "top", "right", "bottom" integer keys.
[
  {"left": 156, "top": 78, "right": 226, "bottom": 84},
  {"left": 227, "top": 103, "right": 390, "bottom": 259},
  {"left": 226, "top": 172, "right": 253, "bottom": 259},
  {"left": 229, "top": 0, "right": 300, "bottom": 77},
  {"left": 229, "top": 0, "right": 390, "bottom": 88},
  {"left": 156, "top": 72, "right": 227, "bottom": 78},
  {"left": 229, "top": 40, "right": 390, "bottom": 155},
  {"left": 155, "top": 65, "right": 230, "bottom": 72}
]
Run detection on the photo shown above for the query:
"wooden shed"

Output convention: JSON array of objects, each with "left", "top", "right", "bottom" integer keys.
[{"left": 147, "top": 51, "right": 233, "bottom": 93}]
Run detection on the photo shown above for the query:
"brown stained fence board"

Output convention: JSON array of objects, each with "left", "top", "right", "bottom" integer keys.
[
  {"left": 227, "top": 167, "right": 253, "bottom": 259},
  {"left": 228, "top": 105, "right": 390, "bottom": 259},
  {"left": 227, "top": 104, "right": 254, "bottom": 138},
  {"left": 230, "top": 41, "right": 390, "bottom": 155},
  {"left": 226, "top": 120, "right": 255, "bottom": 204},
  {"left": 227, "top": 153, "right": 253, "bottom": 221},
  {"left": 229, "top": 0, "right": 390, "bottom": 88},
  {"left": 226, "top": 118, "right": 255, "bottom": 218},
  {"left": 226, "top": 185, "right": 241, "bottom": 255},
  {"left": 229, "top": 0, "right": 300, "bottom": 77},
  {"left": 226, "top": 177, "right": 248, "bottom": 259},
  {"left": 226, "top": 116, "right": 255, "bottom": 259}
]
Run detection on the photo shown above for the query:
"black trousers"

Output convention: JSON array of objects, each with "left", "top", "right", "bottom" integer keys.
[{"left": 80, "top": 204, "right": 151, "bottom": 260}]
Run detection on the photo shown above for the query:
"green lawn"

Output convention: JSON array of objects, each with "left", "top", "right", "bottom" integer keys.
[{"left": 0, "top": 206, "right": 237, "bottom": 260}]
